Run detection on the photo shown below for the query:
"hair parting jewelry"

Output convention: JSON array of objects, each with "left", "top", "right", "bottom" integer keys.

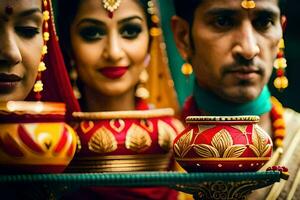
[
  {"left": 33, "top": 0, "right": 50, "bottom": 100},
  {"left": 102, "top": 0, "right": 122, "bottom": 18},
  {"left": 241, "top": 0, "right": 256, "bottom": 9}
]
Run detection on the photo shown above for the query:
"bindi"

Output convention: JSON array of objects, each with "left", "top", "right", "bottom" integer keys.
[
  {"left": 241, "top": 0, "right": 256, "bottom": 9},
  {"left": 5, "top": 5, "right": 14, "bottom": 15}
]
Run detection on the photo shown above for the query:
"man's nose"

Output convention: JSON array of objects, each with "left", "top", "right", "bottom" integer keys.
[
  {"left": 232, "top": 21, "right": 260, "bottom": 60},
  {"left": 0, "top": 32, "right": 22, "bottom": 67}
]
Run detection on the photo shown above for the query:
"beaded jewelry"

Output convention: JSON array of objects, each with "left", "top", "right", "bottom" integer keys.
[
  {"left": 33, "top": 0, "right": 50, "bottom": 100},
  {"left": 102, "top": 0, "right": 122, "bottom": 18}
]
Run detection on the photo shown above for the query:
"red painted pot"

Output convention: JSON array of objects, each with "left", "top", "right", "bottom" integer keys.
[
  {"left": 67, "top": 108, "right": 183, "bottom": 172},
  {"left": 0, "top": 101, "right": 77, "bottom": 173},
  {"left": 173, "top": 116, "right": 272, "bottom": 172}
]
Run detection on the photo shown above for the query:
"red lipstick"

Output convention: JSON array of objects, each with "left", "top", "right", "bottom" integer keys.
[{"left": 99, "top": 67, "right": 128, "bottom": 79}]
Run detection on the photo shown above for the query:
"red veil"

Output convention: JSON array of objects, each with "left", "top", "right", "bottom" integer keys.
[{"left": 25, "top": 0, "right": 80, "bottom": 119}]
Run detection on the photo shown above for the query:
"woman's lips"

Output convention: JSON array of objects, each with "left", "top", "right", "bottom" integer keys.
[
  {"left": 99, "top": 67, "right": 128, "bottom": 79},
  {"left": 0, "top": 73, "right": 21, "bottom": 92}
]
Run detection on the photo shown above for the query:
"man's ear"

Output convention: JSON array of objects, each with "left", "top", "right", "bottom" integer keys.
[
  {"left": 171, "top": 16, "right": 192, "bottom": 60},
  {"left": 280, "top": 15, "right": 287, "bottom": 32}
]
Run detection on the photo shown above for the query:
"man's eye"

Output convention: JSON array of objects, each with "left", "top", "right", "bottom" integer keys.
[
  {"left": 213, "top": 16, "right": 234, "bottom": 29},
  {"left": 79, "top": 27, "right": 106, "bottom": 41},
  {"left": 254, "top": 17, "right": 274, "bottom": 30},
  {"left": 120, "top": 24, "right": 142, "bottom": 39},
  {"left": 15, "top": 27, "right": 40, "bottom": 38}
]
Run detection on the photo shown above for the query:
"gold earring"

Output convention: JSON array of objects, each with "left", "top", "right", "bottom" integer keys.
[
  {"left": 273, "top": 38, "right": 288, "bottom": 91},
  {"left": 33, "top": 0, "right": 50, "bottom": 100},
  {"left": 135, "top": 70, "right": 150, "bottom": 100},
  {"left": 181, "top": 61, "right": 193, "bottom": 77},
  {"left": 70, "top": 69, "right": 81, "bottom": 99}
]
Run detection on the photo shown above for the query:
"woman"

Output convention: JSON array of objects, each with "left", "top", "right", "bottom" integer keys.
[
  {"left": 57, "top": 0, "right": 182, "bottom": 199},
  {"left": 0, "top": 0, "right": 79, "bottom": 117}
]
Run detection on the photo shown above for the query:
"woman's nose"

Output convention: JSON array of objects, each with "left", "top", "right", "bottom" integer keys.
[{"left": 0, "top": 32, "right": 22, "bottom": 67}]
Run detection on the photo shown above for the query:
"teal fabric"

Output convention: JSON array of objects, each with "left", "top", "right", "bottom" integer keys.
[
  {"left": 193, "top": 83, "right": 272, "bottom": 116},
  {"left": 158, "top": 0, "right": 194, "bottom": 107}
]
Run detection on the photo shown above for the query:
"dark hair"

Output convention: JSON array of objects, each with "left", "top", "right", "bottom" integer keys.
[
  {"left": 56, "top": 0, "right": 152, "bottom": 64},
  {"left": 173, "top": 0, "right": 287, "bottom": 24}
]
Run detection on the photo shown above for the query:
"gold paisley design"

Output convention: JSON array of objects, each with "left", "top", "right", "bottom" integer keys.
[
  {"left": 88, "top": 127, "right": 117, "bottom": 154},
  {"left": 109, "top": 119, "right": 125, "bottom": 132},
  {"left": 157, "top": 120, "right": 177, "bottom": 151},
  {"left": 174, "top": 129, "right": 193, "bottom": 158},
  {"left": 250, "top": 125, "right": 272, "bottom": 157},
  {"left": 125, "top": 124, "right": 152, "bottom": 153},
  {"left": 211, "top": 129, "right": 233, "bottom": 156},
  {"left": 223, "top": 145, "right": 247, "bottom": 158},
  {"left": 193, "top": 144, "right": 220, "bottom": 158},
  {"left": 80, "top": 121, "right": 94, "bottom": 134}
]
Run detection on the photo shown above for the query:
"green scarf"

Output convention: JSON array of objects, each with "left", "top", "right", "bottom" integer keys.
[{"left": 193, "top": 83, "right": 271, "bottom": 116}]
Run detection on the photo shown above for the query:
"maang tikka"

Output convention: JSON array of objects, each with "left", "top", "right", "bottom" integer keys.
[{"left": 102, "top": 0, "right": 121, "bottom": 18}]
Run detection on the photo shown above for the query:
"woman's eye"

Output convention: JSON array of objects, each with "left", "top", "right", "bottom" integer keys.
[
  {"left": 15, "top": 26, "right": 40, "bottom": 38},
  {"left": 79, "top": 27, "right": 106, "bottom": 41},
  {"left": 120, "top": 24, "right": 142, "bottom": 39}
]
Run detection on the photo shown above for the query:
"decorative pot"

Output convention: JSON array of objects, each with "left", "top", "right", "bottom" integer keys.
[
  {"left": 67, "top": 108, "right": 183, "bottom": 172},
  {"left": 0, "top": 101, "right": 77, "bottom": 173},
  {"left": 173, "top": 116, "right": 273, "bottom": 172}
]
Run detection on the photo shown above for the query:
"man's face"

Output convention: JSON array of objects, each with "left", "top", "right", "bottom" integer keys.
[{"left": 173, "top": 0, "right": 282, "bottom": 103}]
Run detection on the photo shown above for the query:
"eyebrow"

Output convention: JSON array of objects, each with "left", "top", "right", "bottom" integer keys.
[
  {"left": 77, "top": 16, "right": 144, "bottom": 27},
  {"left": 205, "top": 8, "right": 239, "bottom": 17},
  {"left": 16, "top": 8, "right": 42, "bottom": 18}
]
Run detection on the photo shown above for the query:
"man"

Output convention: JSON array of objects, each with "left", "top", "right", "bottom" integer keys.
[{"left": 171, "top": 0, "right": 300, "bottom": 199}]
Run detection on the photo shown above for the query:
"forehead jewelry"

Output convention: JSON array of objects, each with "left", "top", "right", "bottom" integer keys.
[
  {"left": 241, "top": 0, "right": 256, "bottom": 9},
  {"left": 102, "top": 0, "right": 121, "bottom": 18}
]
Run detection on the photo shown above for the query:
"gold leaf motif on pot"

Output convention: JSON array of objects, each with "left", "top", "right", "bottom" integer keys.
[
  {"left": 193, "top": 144, "right": 220, "bottom": 158},
  {"left": 174, "top": 129, "right": 193, "bottom": 158},
  {"left": 157, "top": 120, "right": 177, "bottom": 151},
  {"left": 223, "top": 145, "right": 247, "bottom": 158},
  {"left": 125, "top": 124, "right": 152, "bottom": 153},
  {"left": 211, "top": 129, "right": 233, "bottom": 156},
  {"left": 88, "top": 127, "right": 117, "bottom": 153},
  {"left": 250, "top": 125, "right": 272, "bottom": 157}
]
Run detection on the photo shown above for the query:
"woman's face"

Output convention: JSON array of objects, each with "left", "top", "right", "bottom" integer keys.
[
  {"left": 0, "top": 0, "right": 43, "bottom": 101},
  {"left": 70, "top": 0, "right": 149, "bottom": 96}
]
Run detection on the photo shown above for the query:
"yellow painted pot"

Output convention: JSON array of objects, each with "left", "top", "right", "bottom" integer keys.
[{"left": 0, "top": 101, "right": 77, "bottom": 173}]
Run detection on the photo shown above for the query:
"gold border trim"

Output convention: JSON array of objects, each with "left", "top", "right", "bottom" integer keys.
[
  {"left": 72, "top": 108, "right": 174, "bottom": 120},
  {"left": 67, "top": 153, "right": 172, "bottom": 172},
  {"left": 186, "top": 115, "right": 260, "bottom": 123},
  {"left": 0, "top": 101, "right": 65, "bottom": 114},
  {"left": 175, "top": 157, "right": 270, "bottom": 161}
]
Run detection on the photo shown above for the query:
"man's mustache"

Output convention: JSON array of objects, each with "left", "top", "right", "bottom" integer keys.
[{"left": 222, "top": 58, "right": 265, "bottom": 75}]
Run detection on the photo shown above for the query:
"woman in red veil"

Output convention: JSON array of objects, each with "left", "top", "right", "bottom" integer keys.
[{"left": 0, "top": 0, "right": 80, "bottom": 119}]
